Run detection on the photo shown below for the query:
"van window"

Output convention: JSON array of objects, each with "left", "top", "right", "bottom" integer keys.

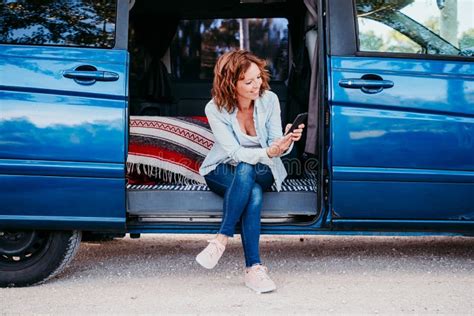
[
  {"left": 0, "top": 0, "right": 116, "bottom": 48},
  {"left": 355, "top": 0, "right": 474, "bottom": 57},
  {"left": 170, "top": 18, "right": 289, "bottom": 80}
]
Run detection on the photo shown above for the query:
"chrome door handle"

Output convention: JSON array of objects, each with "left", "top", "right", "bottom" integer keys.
[
  {"left": 339, "top": 79, "right": 393, "bottom": 89},
  {"left": 339, "top": 77, "right": 394, "bottom": 94},
  {"left": 63, "top": 70, "right": 119, "bottom": 82}
]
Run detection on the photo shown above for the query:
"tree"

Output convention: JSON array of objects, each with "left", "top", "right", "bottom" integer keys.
[
  {"left": 440, "top": 0, "right": 458, "bottom": 46},
  {"left": 459, "top": 28, "right": 474, "bottom": 49},
  {"left": 385, "top": 29, "right": 420, "bottom": 53},
  {"left": 0, "top": 0, "right": 115, "bottom": 47},
  {"left": 359, "top": 30, "right": 384, "bottom": 51},
  {"left": 424, "top": 16, "right": 441, "bottom": 34}
]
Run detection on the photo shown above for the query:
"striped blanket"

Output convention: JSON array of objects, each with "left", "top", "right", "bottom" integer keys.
[{"left": 127, "top": 116, "right": 215, "bottom": 184}]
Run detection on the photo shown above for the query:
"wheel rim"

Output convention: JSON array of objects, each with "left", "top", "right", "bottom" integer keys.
[{"left": 0, "top": 231, "right": 52, "bottom": 268}]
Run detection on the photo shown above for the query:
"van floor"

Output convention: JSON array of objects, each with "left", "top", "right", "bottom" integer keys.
[{"left": 127, "top": 174, "right": 318, "bottom": 219}]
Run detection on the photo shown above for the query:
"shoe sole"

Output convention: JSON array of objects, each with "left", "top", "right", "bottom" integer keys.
[
  {"left": 245, "top": 283, "right": 277, "bottom": 294},
  {"left": 195, "top": 254, "right": 216, "bottom": 269}
]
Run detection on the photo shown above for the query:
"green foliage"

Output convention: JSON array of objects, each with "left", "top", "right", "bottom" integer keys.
[
  {"left": 359, "top": 30, "right": 384, "bottom": 51},
  {"left": 0, "top": 0, "right": 116, "bottom": 47},
  {"left": 385, "top": 30, "right": 420, "bottom": 53},
  {"left": 424, "top": 16, "right": 440, "bottom": 34},
  {"left": 459, "top": 28, "right": 474, "bottom": 49}
]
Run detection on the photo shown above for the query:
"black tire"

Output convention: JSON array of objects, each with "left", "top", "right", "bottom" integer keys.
[{"left": 0, "top": 230, "right": 82, "bottom": 287}]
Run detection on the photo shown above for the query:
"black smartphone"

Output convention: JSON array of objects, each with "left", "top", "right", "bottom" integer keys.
[{"left": 285, "top": 112, "right": 308, "bottom": 135}]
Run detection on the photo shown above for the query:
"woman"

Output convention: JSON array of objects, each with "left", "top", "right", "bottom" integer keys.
[{"left": 196, "top": 50, "right": 305, "bottom": 293}]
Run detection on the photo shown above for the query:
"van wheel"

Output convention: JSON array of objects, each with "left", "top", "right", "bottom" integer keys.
[{"left": 0, "top": 230, "right": 81, "bottom": 287}]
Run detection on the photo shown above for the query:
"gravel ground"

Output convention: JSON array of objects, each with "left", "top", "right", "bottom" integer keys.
[{"left": 1, "top": 234, "right": 473, "bottom": 315}]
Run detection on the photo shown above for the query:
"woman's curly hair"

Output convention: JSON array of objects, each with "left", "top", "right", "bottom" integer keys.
[{"left": 211, "top": 50, "right": 270, "bottom": 113}]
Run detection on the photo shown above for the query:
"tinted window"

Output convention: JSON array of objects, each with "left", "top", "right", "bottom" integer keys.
[
  {"left": 0, "top": 0, "right": 116, "bottom": 48},
  {"left": 356, "top": 0, "right": 474, "bottom": 57},
  {"left": 170, "top": 18, "right": 289, "bottom": 80}
]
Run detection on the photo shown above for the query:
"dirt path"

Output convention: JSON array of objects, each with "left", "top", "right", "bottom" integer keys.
[{"left": 1, "top": 235, "right": 473, "bottom": 314}]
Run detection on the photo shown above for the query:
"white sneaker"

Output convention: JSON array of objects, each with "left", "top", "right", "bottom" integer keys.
[
  {"left": 244, "top": 264, "right": 277, "bottom": 293},
  {"left": 195, "top": 239, "right": 226, "bottom": 269}
]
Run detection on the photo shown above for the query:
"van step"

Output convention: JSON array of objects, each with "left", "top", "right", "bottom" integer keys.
[{"left": 127, "top": 190, "right": 317, "bottom": 217}]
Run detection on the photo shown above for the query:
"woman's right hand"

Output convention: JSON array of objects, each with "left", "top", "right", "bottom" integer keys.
[{"left": 266, "top": 134, "right": 293, "bottom": 158}]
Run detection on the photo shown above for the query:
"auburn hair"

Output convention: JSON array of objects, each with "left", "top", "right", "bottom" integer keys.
[{"left": 211, "top": 50, "right": 270, "bottom": 113}]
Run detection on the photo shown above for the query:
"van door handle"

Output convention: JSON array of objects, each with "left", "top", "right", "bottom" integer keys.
[
  {"left": 339, "top": 78, "right": 394, "bottom": 94},
  {"left": 63, "top": 70, "right": 119, "bottom": 84}
]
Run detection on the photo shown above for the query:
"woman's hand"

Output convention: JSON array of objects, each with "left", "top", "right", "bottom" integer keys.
[
  {"left": 284, "top": 123, "right": 305, "bottom": 142},
  {"left": 266, "top": 134, "right": 293, "bottom": 158},
  {"left": 266, "top": 124, "right": 305, "bottom": 158}
]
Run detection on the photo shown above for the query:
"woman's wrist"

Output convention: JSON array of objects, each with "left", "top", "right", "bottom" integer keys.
[{"left": 266, "top": 145, "right": 280, "bottom": 158}]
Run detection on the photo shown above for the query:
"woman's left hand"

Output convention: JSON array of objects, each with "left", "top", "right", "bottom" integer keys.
[{"left": 285, "top": 123, "right": 305, "bottom": 142}]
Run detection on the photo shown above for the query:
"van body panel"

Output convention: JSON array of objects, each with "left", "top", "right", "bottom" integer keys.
[
  {"left": 0, "top": 160, "right": 123, "bottom": 178},
  {"left": 0, "top": 46, "right": 128, "bottom": 229},
  {"left": 0, "top": 175, "right": 124, "bottom": 230},
  {"left": 329, "top": 56, "right": 474, "bottom": 220},
  {"left": 331, "top": 103, "right": 474, "bottom": 171},
  {"left": 332, "top": 180, "right": 474, "bottom": 220},
  {"left": 0, "top": 46, "right": 128, "bottom": 95},
  {"left": 330, "top": 57, "right": 474, "bottom": 116},
  {"left": 333, "top": 167, "right": 474, "bottom": 183},
  {"left": 0, "top": 92, "right": 126, "bottom": 163}
]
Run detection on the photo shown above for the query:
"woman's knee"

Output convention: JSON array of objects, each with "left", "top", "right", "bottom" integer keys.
[
  {"left": 235, "top": 162, "right": 256, "bottom": 179},
  {"left": 249, "top": 183, "right": 263, "bottom": 205}
]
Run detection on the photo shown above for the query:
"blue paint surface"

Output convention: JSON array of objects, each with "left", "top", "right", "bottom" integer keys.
[
  {"left": 329, "top": 56, "right": 474, "bottom": 221},
  {"left": 0, "top": 45, "right": 128, "bottom": 230}
]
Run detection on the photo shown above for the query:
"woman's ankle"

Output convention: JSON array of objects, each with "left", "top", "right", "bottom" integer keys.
[{"left": 215, "top": 233, "right": 228, "bottom": 246}]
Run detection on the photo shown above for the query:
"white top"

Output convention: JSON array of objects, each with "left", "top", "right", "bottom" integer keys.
[{"left": 235, "top": 125, "right": 261, "bottom": 148}]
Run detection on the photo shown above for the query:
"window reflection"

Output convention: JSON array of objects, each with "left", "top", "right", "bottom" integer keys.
[
  {"left": 356, "top": 0, "right": 474, "bottom": 57},
  {"left": 0, "top": 0, "right": 116, "bottom": 48}
]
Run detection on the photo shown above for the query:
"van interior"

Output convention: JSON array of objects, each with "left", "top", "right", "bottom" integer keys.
[{"left": 125, "top": 0, "right": 324, "bottom": 226}]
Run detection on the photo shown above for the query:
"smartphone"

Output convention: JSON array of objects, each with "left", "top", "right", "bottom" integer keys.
[{"left": 285, "top": 112, "right": 308, "bottom": 135}]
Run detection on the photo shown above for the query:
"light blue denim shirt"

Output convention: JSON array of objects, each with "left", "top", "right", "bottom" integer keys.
[{"left": 199, "top": 90, "right": 293, "bottom": 191}]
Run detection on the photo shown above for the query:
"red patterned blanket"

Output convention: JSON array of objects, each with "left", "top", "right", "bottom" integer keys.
[{"left": 127, "top": 116, "right": 214, "bottom": 184}]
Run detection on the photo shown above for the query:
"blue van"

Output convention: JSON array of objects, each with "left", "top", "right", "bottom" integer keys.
[{"left": 1, "top": 0, "right": 473, "bottom": 287}]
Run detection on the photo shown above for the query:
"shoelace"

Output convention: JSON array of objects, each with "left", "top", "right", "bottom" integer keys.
[{"left": 253, "top": 265, "right": 271, "bottom": 281}]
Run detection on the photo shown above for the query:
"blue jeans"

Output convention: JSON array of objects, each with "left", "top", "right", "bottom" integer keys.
[{"left": 204, "top": 162, "right": 274, "bottom": 267}]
